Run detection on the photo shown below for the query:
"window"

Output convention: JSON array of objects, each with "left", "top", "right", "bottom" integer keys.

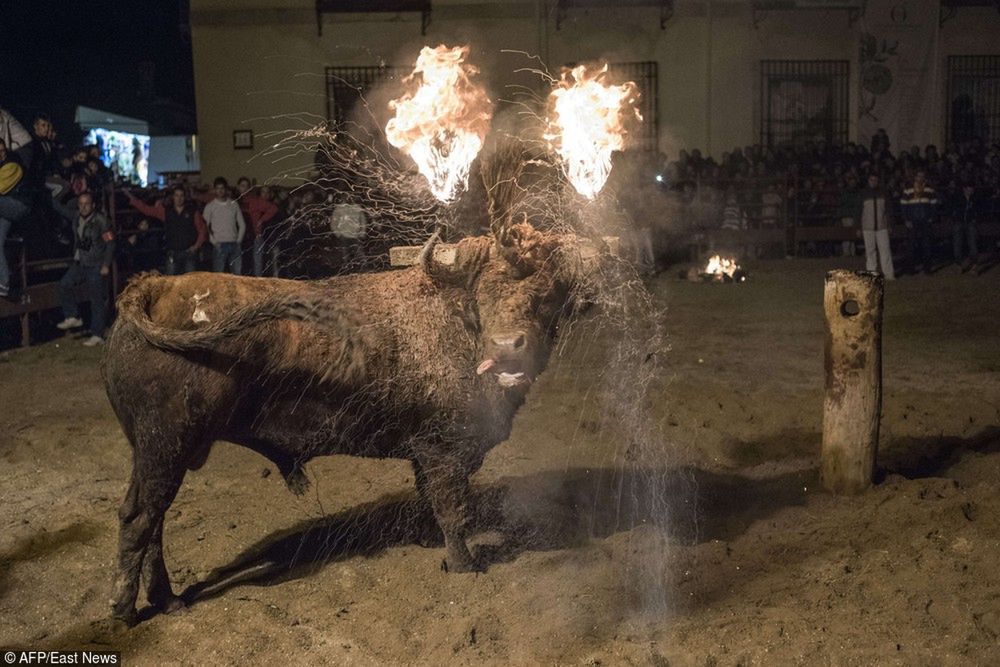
[
  {"left": 947, "top": 55, "right": 1000, "bottom": 145},
  {"left": 759, "top": 60, "right": 850, "bottom": 148},
  {"left": 325, "top": 65, "right": 407, "bottom": 127},
  {"left": 608, "top": 61, "right": 659, "bottom": 152}
]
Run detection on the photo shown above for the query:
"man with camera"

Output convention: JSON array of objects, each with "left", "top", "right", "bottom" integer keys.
[{"left": 55, "top": 192, "right": 114, "bottom": 346}]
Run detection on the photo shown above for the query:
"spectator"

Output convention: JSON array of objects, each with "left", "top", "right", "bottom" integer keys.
[
  {"left": 256, "top": 184, "right": 283, "bottom": 277},
  {"left": 330, "top": 194, "right": 368, "bottom": 268},
  {"left": 235, "top": 176, "right": 279, "bottom": 277},
  {"left": 760, "top": 183, "right": 782, "bottom": 228},
  {"left": 84, "top": 158, "right": 106, "bottom": 194},
  {"left": 121, "top": 218, "right": 163, "bottom": 273},
  {"left": 860, "top": 173, "right": 895, "bottom": 280},
  {"left": 55, "top": 192, "right": 115, "bottom": 346},
  {"left": 950, "top": 183, "right": 983, "bottom": 273},
  {"left": 838, "top": 175, "right": 862, "bottom": 256},
  {"left": 124, "top": 185, "right": 207, "bottom": 275},
  {"left": 0, "top": 107, "right": 32, "bottom": 159},
  {"left": 0, "top": 138, "right": 31, "bottom": 297},
  {"left": 27, "top": 114, "right": 59, "bottom": 193},
  {"left": 203, "top": 176, "right": 246, "bottom": 274},
  {"left": 720, "top": 188, "right": 745, "bottom": 231},
  {"left": 900, "top": 170, "right": 939, "bottom": 274}
]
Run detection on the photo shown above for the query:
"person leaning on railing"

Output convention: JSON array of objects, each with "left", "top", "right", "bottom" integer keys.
[{"left": 124, "top": 185, "right": 207, "bottom": 275}]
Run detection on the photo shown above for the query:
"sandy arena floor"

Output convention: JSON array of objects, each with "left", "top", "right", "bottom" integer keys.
[{"left": 1, "top": 258, "right": 999, "bottom": 665}]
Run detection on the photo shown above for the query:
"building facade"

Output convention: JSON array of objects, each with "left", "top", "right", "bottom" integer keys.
[{"left": 190, "top": 0, "right": 1000, "bottom": 183}]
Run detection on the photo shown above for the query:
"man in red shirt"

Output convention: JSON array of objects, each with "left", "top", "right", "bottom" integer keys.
[
  {"left": 236, "top": 177, "right": 279, "bottom": 277},
  {"left": 125, "top": 186, "right": 207, "bottom": 275}
]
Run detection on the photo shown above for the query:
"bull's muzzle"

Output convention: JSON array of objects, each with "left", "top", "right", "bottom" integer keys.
[
  {"left": 489, "top": 332, "right": 527, "bottom": 354},
  {"left": 477, "top": 330, "right": 532, "bottom": 388}
]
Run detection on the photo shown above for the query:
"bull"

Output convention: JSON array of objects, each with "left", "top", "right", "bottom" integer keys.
[{"left": 101, "top": 219, "right": 610, "bottom": 625}]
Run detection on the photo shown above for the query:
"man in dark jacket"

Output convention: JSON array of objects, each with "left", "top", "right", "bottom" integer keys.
[
  {"left": 951, "top": 184, "right": 982, "bottom": 272},
  {"left": 55, "top": 192, "right": 115, "bottom": 345},
  {"left": 900, "top": 170, "right": 938, "bottom": 274},
  {"left": 125, "top": 186, "right": 206, "bottom": 274}
]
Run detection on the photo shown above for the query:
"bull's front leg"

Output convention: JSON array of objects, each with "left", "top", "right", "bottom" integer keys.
[{"left": 414, "top": 453, "right": 479, "bottom": 573}]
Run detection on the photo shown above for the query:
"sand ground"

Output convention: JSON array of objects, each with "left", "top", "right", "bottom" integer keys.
[{"left": 1, "top": 258, "right": 998, "bottom": 666}]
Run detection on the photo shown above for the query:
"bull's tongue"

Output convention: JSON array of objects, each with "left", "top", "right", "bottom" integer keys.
[{"left": 476, "top": 359, "right": 496, "bottom": 375}]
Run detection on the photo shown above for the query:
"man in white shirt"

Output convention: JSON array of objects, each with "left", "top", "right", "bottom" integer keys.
[
  {"left": 331, "top": 199, "right": 367, "bottom": 268},
  {"left": 202, "top": 176, "right": 246, "bottom": 274},
  {"left": 0, "top": 107, "right": 32, "bottom": 156}
]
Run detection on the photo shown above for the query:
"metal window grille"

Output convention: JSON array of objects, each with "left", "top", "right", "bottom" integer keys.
[
  {"left": 608, "top": 61, "right": 659, "bottom": 152},
  {"left": 946, "top": 55, "right": 1000, "bottom": 145},
  {"left": 759, "top": 60, "right": 849, "bottom": 149},
  {"left": 325, "top": 66, "right": 407, "bottom": 127}
]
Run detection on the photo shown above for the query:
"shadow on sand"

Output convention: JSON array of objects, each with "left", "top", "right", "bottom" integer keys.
[
  {"left": 176, "top": 424, "right": 1000, "bottom": 612},
  {"left": 171, "top": 462, "right": 817, "bottom": 614},
  {"left": 33, "top": 425, "right": 998, "bottom": 645}
]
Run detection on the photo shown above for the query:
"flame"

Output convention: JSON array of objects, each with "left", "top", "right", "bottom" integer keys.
[
  {"left": 545, "top": 64, "right": 642, "bottom": 199},
  {"left": 386, "top": 45, "right": 493, "bottom": 203},
  {"left": 704, "top": 255, "right": 740, "bottom": 279}
]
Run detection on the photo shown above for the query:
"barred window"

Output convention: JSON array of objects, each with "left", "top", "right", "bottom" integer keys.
[
  {"left": 325, "top": 65, "right": 407, "bottom": 127},
  {"left": 608, "top": 61, "right": 659, "bottom": 152},
  {"left": 759, "top": 60, "right": 850, "bottom": 148},
  {"left": 947, "top": 55, "right": 1000, "bottom": 145}
]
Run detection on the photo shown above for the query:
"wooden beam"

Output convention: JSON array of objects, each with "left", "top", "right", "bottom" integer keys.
[{"left": 821, "top": 270, "right": 884, "bottom": 495}]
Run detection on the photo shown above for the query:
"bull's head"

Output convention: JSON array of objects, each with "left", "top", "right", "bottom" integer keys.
[{"left": 407, "top": 220, "right": 611, "bottom": 391}]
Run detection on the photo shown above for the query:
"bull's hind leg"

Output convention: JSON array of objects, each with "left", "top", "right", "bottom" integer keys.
[
  {"left": 111, "top": 449, "right": 186, "bottom": 625},
  {"left": 142, "top": 520, "right": 185, "bottom": 614},
  {"left": 415, "top": 454, "right": 479, "bottom": 573}
]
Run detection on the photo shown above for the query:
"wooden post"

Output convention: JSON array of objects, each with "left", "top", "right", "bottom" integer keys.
[{"left": 821, "top": 270, "right": 884, "bottom": 494}]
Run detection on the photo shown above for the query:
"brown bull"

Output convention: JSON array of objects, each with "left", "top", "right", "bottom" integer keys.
[{"left": 101, "top": 221, "right": 607, "bottom": 625}]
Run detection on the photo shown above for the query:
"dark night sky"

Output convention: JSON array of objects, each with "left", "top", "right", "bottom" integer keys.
[{"left": 0, "top": 0, "right": 195, "bottom": 140}]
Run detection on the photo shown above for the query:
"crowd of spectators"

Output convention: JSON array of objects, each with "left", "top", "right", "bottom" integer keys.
[
  {"left": 5, "top": 102, "right": 998, "bottom": 345},
  {"left": 2, "top": 106, "right": 371, "bottom": 345},
  {"left": 661, "top": 129, "right": 1000, "bottom": 273}
]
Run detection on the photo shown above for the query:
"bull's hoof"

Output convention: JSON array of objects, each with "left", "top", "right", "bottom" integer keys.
[
  {"left": 441, "top": 554, "right": 485, "bottom": 574},
  {"left": 284, "top": 467, "right": 310, "bottom": 496},
  {"left": 108, "top": 608, "right": 138, "bottom": 629},
  {"left": 157, "top": 594, "right": 187, "bottom": 615}
]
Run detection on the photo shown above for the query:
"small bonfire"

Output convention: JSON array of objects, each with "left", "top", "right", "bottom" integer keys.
[{"left": 683, "top": 255, "right": 747, "bottom": 283}]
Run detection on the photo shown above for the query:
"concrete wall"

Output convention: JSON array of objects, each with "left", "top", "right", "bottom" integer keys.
[{"left": 189, "top": 0, "right": 1000, "bottom": 183}]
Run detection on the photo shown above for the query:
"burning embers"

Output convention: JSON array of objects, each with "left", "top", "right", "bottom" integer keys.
[
  {"left": 386, "top": 45, "right": 493, "bottom": 203},
  {"left": 545, "top": 64, "right": 642, "bottom": 200},
  {"left": 684, "top": 255, "right": 748, "bottom": 283},
  {"left": 705, "top": 255, "right": 740, "bottom": 279}
]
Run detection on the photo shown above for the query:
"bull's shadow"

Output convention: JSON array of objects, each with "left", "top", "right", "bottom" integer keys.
[
  {"left": 175, "top": 461, "right": 816, "bottom": 612},
  {"left": 174, "top": 424, "right": 1000, "bottom": 615}
]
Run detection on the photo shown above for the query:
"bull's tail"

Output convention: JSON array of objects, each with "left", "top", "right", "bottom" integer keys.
[{"left": 114, "top": 274, "right": 352, "bottom": 354}]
